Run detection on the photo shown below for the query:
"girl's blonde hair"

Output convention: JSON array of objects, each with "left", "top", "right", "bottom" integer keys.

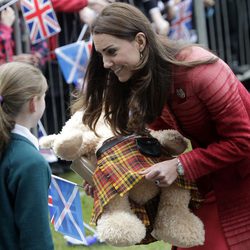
[{"left": 0, "top": 62, "right": 47, "bottom": 158}]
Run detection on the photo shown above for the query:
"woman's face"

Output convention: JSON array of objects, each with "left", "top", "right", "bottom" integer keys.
[{"left": 93, "top": 33, "right": 144, "bottom": 82}]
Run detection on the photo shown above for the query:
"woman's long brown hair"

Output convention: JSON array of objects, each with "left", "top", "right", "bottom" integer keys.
[{"left": 72, "top": 2, "right": 217, "bottom": 135}]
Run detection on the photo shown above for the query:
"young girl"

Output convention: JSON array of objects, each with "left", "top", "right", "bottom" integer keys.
[{"left": 0, "top": 62, "right": 54, "bottom": 249}]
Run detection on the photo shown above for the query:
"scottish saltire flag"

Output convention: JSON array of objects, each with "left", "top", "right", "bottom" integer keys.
[
  {"left": 48, "top": 175, "right": 98, "bottom": 245},
  {"left": 38, "top": 120, "right": 58, "bottom": 163},
  {"left": 20, "top": 0, "right": 61, "bottom": 44},
  {"left": 55, "top": 40, "right": 92, "bottom": 86},
  {"left": 168, "top": 0, "right": 197, "bottom": 43}
]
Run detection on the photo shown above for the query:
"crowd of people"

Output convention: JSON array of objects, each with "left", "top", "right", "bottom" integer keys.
[
  {"left": 0, "top": 0, "right": 212, "bottom": 66},
  {"left": 0, "top": 0, "right": 249, "bottom": 249}
]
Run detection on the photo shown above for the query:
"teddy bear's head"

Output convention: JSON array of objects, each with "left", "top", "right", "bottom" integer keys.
[
  {"left": 39, "top": 110, "right": 114, "bottom": 161},
  {"left": 39, "top": 109, "right": 188, "bottom": 161},
  {"left": 39, "top": 110, "right": 188, "bottom": 187}
]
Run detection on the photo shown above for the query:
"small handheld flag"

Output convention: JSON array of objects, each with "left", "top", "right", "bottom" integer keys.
[
  {"left": 20, "top": 0, "right": 61, "bottom": 44},
  {"left": 55, "top": 40, "right": 92, "bottom": 86},
  {"left": 48, "top": 175, "right": 98, "bottom": 245}
]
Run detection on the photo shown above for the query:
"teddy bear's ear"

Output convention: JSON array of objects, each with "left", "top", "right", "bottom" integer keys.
[
  {"left": 149, "top": 129, "right": 188, "bottom": 155},
  {"left": 39, "top": 134, "right": 57, "bottom": 149}
]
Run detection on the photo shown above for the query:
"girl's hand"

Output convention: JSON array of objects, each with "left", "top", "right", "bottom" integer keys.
[{"left": 139, "top": 158, "right": 179, "bottom": 187}]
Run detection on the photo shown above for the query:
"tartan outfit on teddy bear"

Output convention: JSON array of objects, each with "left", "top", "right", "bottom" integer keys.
[{"left": 91, "top": 134, "right": 203, "bottom": 244}]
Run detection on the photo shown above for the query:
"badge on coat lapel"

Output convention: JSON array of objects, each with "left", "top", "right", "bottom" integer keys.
[{"left": 176, "top": 88, "right": 186, "bottom": 99}]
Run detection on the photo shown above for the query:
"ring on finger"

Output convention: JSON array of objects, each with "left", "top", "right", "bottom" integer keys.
[{"left": 154, "top": 180, "right": 160, "bottom": 186}]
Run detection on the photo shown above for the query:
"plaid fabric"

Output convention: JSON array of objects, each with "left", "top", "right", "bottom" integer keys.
[
  {"left": 129, "top": 199, "right": 151, "bottom": 227},
  {"left": 176, "top": 175, "right": 204, "bottom": 209},
  {"left": 91, "top": 136, "right": 163, "bottom": 225},
  {"left": 91, "top": 135, "right": 203, "bottom": 240}
]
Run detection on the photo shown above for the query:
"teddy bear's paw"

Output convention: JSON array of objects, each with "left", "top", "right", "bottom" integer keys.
[
  {"left": 152, "top": 209, "right": 205, "bottom": 247},
  {"left": 53, "top": 131, "right": 83, "bottom": 160},
  {"left": 97, "top": 211, "right": 146, "bottom": 246},
  {"left": 39, "top": 134, "right": 57, "bottom": 148},
  {"left": 150, "top": 129, "right": 188, "bottom": 155},
  {"left": 129, "top": 180, "right": 159, "bottom": 204}
]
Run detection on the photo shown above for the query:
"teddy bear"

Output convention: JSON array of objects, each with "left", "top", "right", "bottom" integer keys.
[{"left": 39, "top": 110, "right": 205, "bottom": 248}]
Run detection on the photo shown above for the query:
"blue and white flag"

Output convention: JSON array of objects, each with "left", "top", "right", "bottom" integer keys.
[
  {"left": 55, "top": 40, "right": 92, "bottom": 86},
  {"left": 169, "top": 0, "right": 197, "bottom": 43},
  {"left": 48, "top": 175, "right": 98, "bottom": 245}
]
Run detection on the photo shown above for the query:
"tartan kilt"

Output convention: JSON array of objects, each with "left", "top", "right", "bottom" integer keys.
[{"left": 91, "top": 135, "right": 203, "bottom": 244}]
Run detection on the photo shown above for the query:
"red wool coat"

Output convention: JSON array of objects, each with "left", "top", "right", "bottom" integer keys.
[{"left": 150, "top": 47, "right": 250, "bottom": 249}]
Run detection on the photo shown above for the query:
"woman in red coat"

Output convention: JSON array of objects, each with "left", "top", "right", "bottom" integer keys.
[{"left": 75, "top": 3, "right": 250, "bottom": 249}]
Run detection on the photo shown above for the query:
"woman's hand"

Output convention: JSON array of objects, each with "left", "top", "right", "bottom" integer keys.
[
  {"left": 139, "top": 158, "right": 179, "bottom": 187},
  {"left": 83, "top": 181, "right": 94, "bottom": 198}
]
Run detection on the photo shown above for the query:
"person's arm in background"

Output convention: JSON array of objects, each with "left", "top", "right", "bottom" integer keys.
[
  {"left": 0, "top": 7, "right": 15, "bottom": 64},
  {"left": 78, "top": 0, "right": 109, "bottom": 26},
  {"left": 161, "top": 0, "right": 177, "bottom": 20},
  {"left": 51, "top": 0, "right": 110, "bottom": 14},
  {"left": 51, "top": 0, "right": 109, "bottom": 30},
  {"left": 142, "top": 0, "right": 170, "bottom": 35},
  {"left": 51, "top": 0, "right": 88, "bottom": 12}
]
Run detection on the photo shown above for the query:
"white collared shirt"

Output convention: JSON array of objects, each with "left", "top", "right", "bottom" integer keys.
[{"left": 11, "top": 124, "right": 39, "bottom": 150}]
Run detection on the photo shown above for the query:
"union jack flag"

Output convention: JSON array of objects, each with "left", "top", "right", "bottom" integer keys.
[
  {"left": 169, "top": 0, "right": 197, "bottom": 43},
  {"left": 20, "top": 0, "right": 61, "bottom": 44}
]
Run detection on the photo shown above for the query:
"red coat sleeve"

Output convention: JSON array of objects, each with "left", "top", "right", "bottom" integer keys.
[
  {"left": 179, "top": 58, "right": 250, "bottom": 181},
  {"left": 51, "top": 0, "right": 88, "bottom": 12}
]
